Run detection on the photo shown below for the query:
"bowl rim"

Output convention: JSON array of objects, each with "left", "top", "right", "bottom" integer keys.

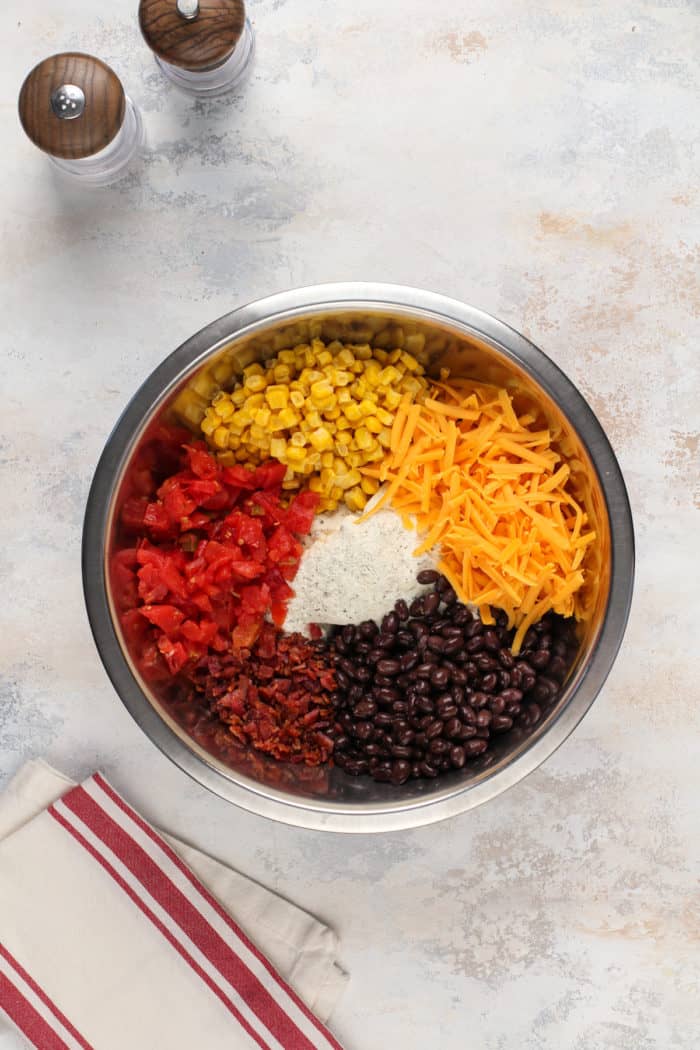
[{"left": 82, "top": 282, "right": 635, "bottom": 832}]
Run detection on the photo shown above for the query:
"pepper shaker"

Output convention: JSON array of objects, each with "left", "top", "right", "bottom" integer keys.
[
  {"left": 139, "top": 0, "right": 254, "bottom": 98},
  {"left": 18, "top": 53, "right": 144, "bottom": 186}
]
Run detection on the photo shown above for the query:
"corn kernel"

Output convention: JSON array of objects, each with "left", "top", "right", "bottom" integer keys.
[
  {"left": 309, "top": 427, "right": 334, "bottom": 452},
  {"left": 308, "top": 476, "right": 323, "bottom": 493},
  {"left": 359, "top": 399, "right": 376, "bottom": 417},
  {"left": 307, "top": 410, "right": 323, "bottom": 429},
  {"left": 278, "top": 407, "right": 300, "bottom": 428},
  {"left": 213, "top": 426, "right": 230, "bottom": 450},
  {"left": 378, "top": 427, "right": 392, "bottom": 448},
  {"left": 376, "top": 406, "right": 394, "bottom": 426},
  {"left": 201, "top": 414, "right": 218, "bottom": 436},
  {"left": 383, "top": 388, "right": 402, "bottom": 410},
  {"left": 373, "top": 348, "right": 389, "bottom": 363},
  {"left": 245, "top": 374, "right": 267, "bottom": 393},
  {"left": 361, "top": 476, "right": 380, "bottom": 495},
  {"left": 345, "top": 486, "right": 367, "bottom": 512},
  {"left": 290, "top": 390, "right": 305, "bottom": 409},
  {"left": 335, "top": 348, "right": 355, "bottom": 368},
  {"left": 265, "top": 385, "right": 289, "bottom": 410},
  {"left": 214, "top": 398, "right": 234, "bottom": 420},
  {"left": 388, "top": 348, "right": 403, "bottom": 364},
  {"left": 379, "top": 365, "right": 401, "bottom": 385},
  {"left": 353, "top": 344, "right": 372, "bottom": 360},
  {"left": 364, "top": 416, "right": 383, "bottom": 435},
  {"left": 354, "top": 427, "right": 373, "bottom": 450},
  {"left": 316, "top": 350, "right": 333, "bottom": 366},
  {"left": 336, "top": 416, "right": 352, "bottom": 430},
  {"left": 246, "top": 393, "right": 265, "bottom": 410},
  {"left": 285, "top": 446, "right": 306, "bottom": 464},
  {"left": 254, "top": 408, "right": 271, "bottom": 427},
  {"left": 231, "top": 387, "right": 247, "bottom": 406},
  {"left": 291, "top": 431, "right": 307, "bottom": 447},
  {"left": 310, "top": 380, "right": 333, "bottom": 402},
  {"left": 270, "top": 438, "right": 286, "bottom": 458},
  {"left": 321, "top": 452, "right": 334, "bottom": 469},
  {"left": 243, "top": 363, "right": 264, "bottom": 379}
]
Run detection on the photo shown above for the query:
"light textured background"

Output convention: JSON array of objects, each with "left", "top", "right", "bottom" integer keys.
[{"left": 2, "top": 1, "right": 699, "bottom": 1047}]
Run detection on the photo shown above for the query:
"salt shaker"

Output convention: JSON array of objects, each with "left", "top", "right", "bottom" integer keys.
[
  {"left": 18, "top": 53, "right": 144, "bottom": 187},
  {"left": 139, "top": 0, "right": 254, "bottom": 98}
]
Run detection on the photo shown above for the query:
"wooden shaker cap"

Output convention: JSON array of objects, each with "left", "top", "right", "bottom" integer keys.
[
  {"left": 18, "top": 53, "right": 126, "bottom": 161},
  {"left": 139, "top": 0, "right": 245, "bottom": 72}
]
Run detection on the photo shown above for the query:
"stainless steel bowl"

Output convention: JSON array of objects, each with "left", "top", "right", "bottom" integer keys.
[{"left": 83, "top": 283, "right": 634, "bottom": 832}]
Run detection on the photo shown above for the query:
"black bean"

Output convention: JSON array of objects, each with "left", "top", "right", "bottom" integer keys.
[
  {"left": 382, "top": 611, "right": 399, "bottom": 635},
  {"left": 419, "top": 761, "right": 439, "bottom": 778},
  {"left": 472, "top": 691, "right": 490, "bottom": 709},
  {"left": 394, "top": 727, "right": 414, "bottom": 747},
  {"left": 374, "top": 712, "right": 394, "bottom": 728},
  {"left": 409, "top": 596, "right": 425, "bottom": 617},
  {"left": 442, "top": 587, "right": 457, "bottom": 606},
  {"left": 429, "top": 738, "right": 449, "bottom": 756},
  {"left": 452, "top": 606, "right": 471, "bottom": 626},
  {"left": 481, "top": 672, "right": 498, "bottom": 693},
  {"left": 488, "top": 696, "right": 506, "bottom": 715},
  {"left": 442, "top": 636, "right": 463, "bottom": 657},
  {"left": 358, "top": 620, "right": 377, "bottom": 639},
  {"left": 482, "top": 630, "right": 501, "bottom": 652},
  {"left": 476, "top": 710, "right": 492, "bottom": 728},
  {"left": 395, "top": 598, "right": 410, "bottom": 621},
  {"left": 428, "top": 635, "right": 446, "bottom": 654},
  {"left": 530, "top": 649, "right": 550, "bottom": 669},
  {"left": 450, "top": 746, "right": 466, "bottom": 769},
  {"left": 464, "top": 739, "right": 488, "bottom": 757},
  {"left": 547, "top": 656, "right": 568, "bottom": 682},
  {"left": 399, "top": 651, "right": 418, "bottom": 672},
  {"left": 355, "top": 666, "right": 372, "bottom": 682},
  {"left": 491, "top": 715, "right": 513, "bottom": 733},
  {"left": 435, "top": 575, "right": 451, "bottom": 593},
  {"left": 410, "top": 620, "right": 429, "bottom": 638},
  {"left": 354, "top": 721, "right": 374, "bottom": 740},
  {"left": 375, "top": 687, "right": 399, "bottom": 704},
  {"left": 345, "top": 759, "right": 370, "bottom": 776},
  {"left": 391, "top": 760, "right": 411, "bottom": 784},
  {"left": 444, "top": 718, "right": 462, "bottom": 739},
  {"left": 458, "top": 705, "right": 476, "bottom": 724},
  {"left": 392, "top": 701, "right": 408, "bottom": 716},
  {"left": 373, "top": 767, "right": 393, "bottom": 782},
  {"left": 341, "top": 624, "right": 356, "bottom": 645},
  {"left": 430, "top": 667, "right": 450, "bottom": 689},
  {"left": 396, "top": 631, "right": 414, "bottom": 648},
  {"left": 391, "top": 744, "right": 413, "bottom": 759},
  {"left": 499, "top": 648, "right": 514, "bottom": 669},
  {"left": 459, "top": 724, "right": 478, "bottom": 740},
  {"left": 417, "top": 569, "right": 439, "bottom": 585},
  {"left": 431, "top": 618, "right": 451, "bottom": 633},
  {"left": 465, "top": 619, "right": 484, "bottom": 639},
  {"left": 466, "top": 636, "right": 485, "bottom": 654},
  {"left": 376, "top": 659, "right": 400, "bottom": 677},
  {"left": 426, "top": 720, "right": 443, "bottom": 740},
  {"left": 417, "top": 697, "right": 434, "bottom": 714},
  {"left": 423, "top": 592, "right": 441, "bottom": 616},
  {"left": 353, "top": 699, "right": 377, "bottom": 719},
  {"left": 476, "top": 654, "right": 498, "bottom": 671}
]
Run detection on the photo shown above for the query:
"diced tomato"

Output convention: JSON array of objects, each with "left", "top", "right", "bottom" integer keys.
[
  {"left": 140, "top": 604, "right": 185, "bottom": 634},
  {"left": 184, "top": 444, "right": 219, "bottom": 480},
  {"left": 157, "top": 636, "right": 189, "bottom": 674},
  {"left": 251, "top": 461, "right": 287, "bottom": 490},
  {"left": 121, "top": 498, "right": 149, "bottom": 532},
  {"left": 285, "top": 490, "right": 319, "bottom": 534}
]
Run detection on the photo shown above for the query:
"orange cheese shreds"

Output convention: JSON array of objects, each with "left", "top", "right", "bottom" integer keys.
[{"left": 359, "top": 380, "right": 597, "bottom": 652}]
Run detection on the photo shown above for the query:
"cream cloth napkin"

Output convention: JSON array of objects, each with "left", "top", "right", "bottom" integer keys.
[{"left": 0, "top": 760, "right": 347, "bottom": 1050}]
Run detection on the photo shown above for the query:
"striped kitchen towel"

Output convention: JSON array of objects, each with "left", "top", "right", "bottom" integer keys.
[{"left": 0, "top": 760, "right": 346, "bottom": 1050}]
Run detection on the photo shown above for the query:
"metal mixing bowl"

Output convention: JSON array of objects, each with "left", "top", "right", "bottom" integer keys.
[{"left": 83, "top": 283, "right": 634, "bottom": 832}]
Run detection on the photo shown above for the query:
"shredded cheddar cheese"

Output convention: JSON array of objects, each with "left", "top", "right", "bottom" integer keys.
[{"left": 359, "top": 380, "right": 597, "bottom": 652}]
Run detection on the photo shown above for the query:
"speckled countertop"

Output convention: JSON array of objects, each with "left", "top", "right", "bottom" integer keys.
[{"left": 2, "top": 1, "right": 699, "bottom": 1047}]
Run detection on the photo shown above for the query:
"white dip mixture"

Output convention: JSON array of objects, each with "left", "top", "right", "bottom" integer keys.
[{"left": 283, "top": 504, "right": 437, "bottom": 635}]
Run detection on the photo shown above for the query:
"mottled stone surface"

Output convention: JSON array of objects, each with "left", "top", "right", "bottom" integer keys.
[{"left": 2, "top": 1, "right": 699, "bottom": 1047}]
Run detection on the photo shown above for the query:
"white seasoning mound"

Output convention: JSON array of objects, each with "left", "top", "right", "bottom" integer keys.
[{"left": 283, "top": 504, "right": 437, "bottom": 635}]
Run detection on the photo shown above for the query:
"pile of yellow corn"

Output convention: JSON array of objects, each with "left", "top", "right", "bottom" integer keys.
[{"left": 200, "top": 338, "right": 428, "bottom": 511}]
